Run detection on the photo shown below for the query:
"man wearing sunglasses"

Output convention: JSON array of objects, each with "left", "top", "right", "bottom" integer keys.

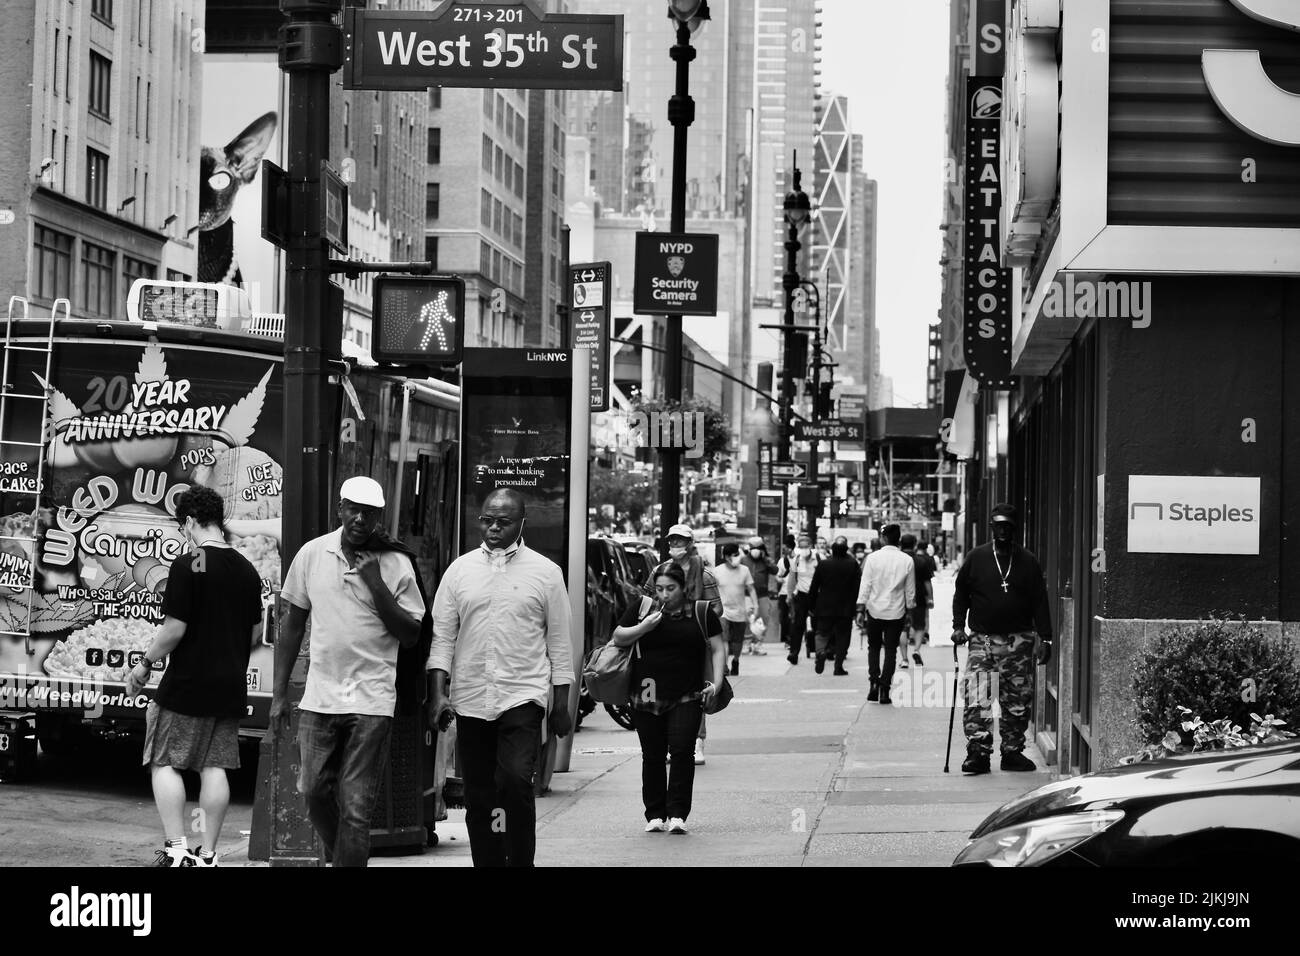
[{"left": 427, "top": 487, "right": 573, "bottom": 867}]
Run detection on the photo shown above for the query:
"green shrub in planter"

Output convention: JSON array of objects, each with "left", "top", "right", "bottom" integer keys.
[{"left": 1131, "top": 616, "right": 1300, "bottom": 745}]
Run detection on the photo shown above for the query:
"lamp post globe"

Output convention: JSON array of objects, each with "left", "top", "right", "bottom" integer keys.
[
  {"left": 784, "top": 185, "right": 811, "bottom": 228},
  {"left": 668, "top": 0, "right": 709, "bottom": 24}
]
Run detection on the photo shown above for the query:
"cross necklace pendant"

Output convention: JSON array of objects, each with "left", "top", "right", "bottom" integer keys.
[{"left": 994, "top": 549, "right": 1012, "bottom": 593}]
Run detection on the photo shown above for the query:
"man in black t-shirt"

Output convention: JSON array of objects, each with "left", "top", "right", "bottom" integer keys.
[
  {"left": 126, "top": 485, "right": 264, "bottom": 866},
  {"left": 951, "top": 504, "right": 1052, "bottom": 776}
]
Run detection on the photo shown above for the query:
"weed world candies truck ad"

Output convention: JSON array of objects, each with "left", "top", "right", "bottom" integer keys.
[{"left": 0, "top": 334, "right": 283, "bottom": 728}]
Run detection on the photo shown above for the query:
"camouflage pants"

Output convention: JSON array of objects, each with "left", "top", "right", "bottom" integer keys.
[{"left": 962, "top": 631, "right": 1035, "bottom": 757}]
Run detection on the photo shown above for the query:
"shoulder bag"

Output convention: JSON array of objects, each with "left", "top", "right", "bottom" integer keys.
[
  {"left": 693, "top": 600, "right": 734, "bottom": 714},
  {"left": 582, "top": 596, "right": 650, "bottom": 704}
]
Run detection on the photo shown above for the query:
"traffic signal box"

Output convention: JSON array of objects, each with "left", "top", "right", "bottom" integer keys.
[{"left": 371, "top": 274, "right": 467, "bottom": 367}]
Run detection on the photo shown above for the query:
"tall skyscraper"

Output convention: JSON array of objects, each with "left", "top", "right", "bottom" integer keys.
[
  {"left": 523, "top": 86, "right": 568, "bottom": 348},
  {"left": 848, "top": 134, "right": 879, "bottom": 398},
  {"left": 812, "top": 92, "right": 850, "bottom": 359},
  {"left": 748, "top": 0, "right": 820, "bottom": 306},
  {"left": 1, "top": 0, "right": 205, "bottom": 318}
]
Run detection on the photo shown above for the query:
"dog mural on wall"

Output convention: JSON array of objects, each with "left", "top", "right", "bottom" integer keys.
[{"left": 196, "top": 112, "right": 278, "bottom": 285}]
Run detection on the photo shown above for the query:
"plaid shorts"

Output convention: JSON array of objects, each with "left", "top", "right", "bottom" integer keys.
[{"left": 141, "top": 701, "right": 241, "bottom": 771}]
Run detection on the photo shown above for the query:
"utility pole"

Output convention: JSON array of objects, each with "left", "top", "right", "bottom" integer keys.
[{"left": 280, "top": 0, "right": 342, "bottom": 571}]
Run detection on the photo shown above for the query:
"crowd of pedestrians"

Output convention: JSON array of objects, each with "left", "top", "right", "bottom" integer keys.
[{"left": 142, "top": 464, "right": 1048, "bottom": 865}]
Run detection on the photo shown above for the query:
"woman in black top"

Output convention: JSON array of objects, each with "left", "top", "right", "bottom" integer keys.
[{"left": 612, "top": 563, "right": 725, "bottom": 834}]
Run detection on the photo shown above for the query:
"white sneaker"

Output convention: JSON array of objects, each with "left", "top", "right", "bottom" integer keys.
[
  {"left": 192, "top": 846, "right": 219, "bottom": 867},
  {"left": 153, "top": 844, "right": 196, "bottom": 867},
  {"left": 752, "top": 643, "right": 768, "bottom": 655},
  {"left": 644, "top": 818, "right": 666, "bottom": 833},
  {"left": 694, "top": 741, "right": 705, "bottom": 766},
  {"left": 667, "top": 817, "right": 688, "bottom": 834}
]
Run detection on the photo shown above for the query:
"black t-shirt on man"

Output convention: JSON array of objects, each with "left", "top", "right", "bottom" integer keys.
[{"left": 156, "top": 546, "right": 264, "bottom": 718}]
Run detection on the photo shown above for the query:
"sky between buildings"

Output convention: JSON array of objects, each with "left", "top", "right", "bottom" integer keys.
[{"left": 819, "top": 0, "right": 949, "bottom": 409}]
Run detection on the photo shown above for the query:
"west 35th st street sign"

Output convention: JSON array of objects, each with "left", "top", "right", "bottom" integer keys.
[{"left": 344, "top": 0, "right": 623, "bottom": 91}]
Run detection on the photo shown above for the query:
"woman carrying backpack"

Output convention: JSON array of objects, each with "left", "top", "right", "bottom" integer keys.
[{"left": 610, "top": 563, "right": 726, "bottom": 834}]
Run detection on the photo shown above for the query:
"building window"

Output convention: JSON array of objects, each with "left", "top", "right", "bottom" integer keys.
[
  {"left": 88, "top": 52, "right": 113, "bottom": 120},
  {"left": 372, "top": 131, "right": 379, "bottom": 166},
  {"left": 53, "top": 29, "right": 60, "bottom": 96},
  {"left": 33, "top": 226, "right": 72, "bottom": 301},
  {"left": 85, "top": 148, "right": 109, "bottom": 209},
  {"left": 426, "top": 127, "right": 440, "bottom": 164},
  {"left": 343, "top": 101, "right": 350, "bottom": 149},
  {"left": 64, "top": 35, "right": 72, "bottom": 102},
  {"left": 516, "top": 113, "right": 526, "bottom": 147},
  {"left": 80, "top": 242, "right": 116, "bottom": 317},
  {"left": 145, "top": 81, "right": 152, "bottom": 140},
  {"left": 493, "top": 199, "right": 502, "bottom": 235},
  {"left": 122, "top": 256, "right": 155, "bottom": 295},
  {"left": 494, "top": 146, "right": 504, "bottom": 181},
  {"left": 495, "top": 93, "right": 504, "bottom": 126},
  {"left": 480, "top": 242, "right": 491, "bottom": 276},
  {"left": 514, "top": 161, "right": 524, "bottom": 198},
  {"left": 166, "top": 269, "right": 191, "bottom": 282},
  {"left": 481, "top": 188, "right": 491, "bottom": 227},
  {"left": 482, "top": 134, "right": 492, "bottom": 173},
  {"left": 429, "top": 87, "right": 442, "bottom": 110},
  {"left": 425, "top": 182, "right": 440, "bottom": 222},
  {"left": 424, "top": 236, "right": 438, "bottom": 270},
  {"left": 92, "top": 0, "right": 113, "bottom": 25},
  {"left": 483, "top": 89, "right": 493, "bottom": 118}
]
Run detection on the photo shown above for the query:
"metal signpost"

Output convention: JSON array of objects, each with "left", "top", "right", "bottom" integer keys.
[
  {"left": 343, "top": 1, "right": 623, "bottom": 91},
  {"left": 569, "top": 260, "right": 611, "bottom": 411}
]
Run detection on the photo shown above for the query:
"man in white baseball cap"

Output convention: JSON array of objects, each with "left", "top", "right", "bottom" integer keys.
[{"left": 272, "top": 475, "right": 427, "bottom": 866}]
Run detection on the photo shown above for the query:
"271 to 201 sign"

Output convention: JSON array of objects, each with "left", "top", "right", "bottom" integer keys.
[{"left": 344, "top": 3, "right": 623, "bottom": 91}]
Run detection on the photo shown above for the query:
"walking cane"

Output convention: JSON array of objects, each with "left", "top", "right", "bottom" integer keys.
[{"left": 943, "top": 642, "right": 960, "bottom": 773}]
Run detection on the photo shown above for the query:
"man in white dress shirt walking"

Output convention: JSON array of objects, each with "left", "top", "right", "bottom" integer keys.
[
  {"left": 426, "top": 487, "right": 573, "bottom": 867},
  {"left": 855, "top": 524, "right": 916, "bottom": 705}
]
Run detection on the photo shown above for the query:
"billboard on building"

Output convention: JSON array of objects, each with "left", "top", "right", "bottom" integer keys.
[{"left": 199, "top": 54, "right": 286, "bottom": 313}]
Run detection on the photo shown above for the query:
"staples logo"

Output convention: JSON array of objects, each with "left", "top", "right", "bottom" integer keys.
[
  {"left": 1202, "top": 0, "right": 1300, "bottom": 146},
  {"left": 1127, "top": 475, "right": 1261, "bottom": 555}
]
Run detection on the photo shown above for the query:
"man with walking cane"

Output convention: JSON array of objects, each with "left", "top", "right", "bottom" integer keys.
[{"left": 950, "top": 504, "right": 1052, "bottom": 775}]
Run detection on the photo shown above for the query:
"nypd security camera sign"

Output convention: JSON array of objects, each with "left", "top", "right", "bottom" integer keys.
[{"left": 632, "top": 232, "right": 719, "bottom": 317}]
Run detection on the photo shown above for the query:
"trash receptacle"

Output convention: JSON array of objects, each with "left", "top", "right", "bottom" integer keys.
[{"left": 369, "top": 710, "right": 436, "bottom": 851}]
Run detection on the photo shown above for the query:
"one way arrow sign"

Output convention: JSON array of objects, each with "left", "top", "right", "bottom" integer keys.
[{"left": 771, "top": 461, "right": 807, "bottom": 481}]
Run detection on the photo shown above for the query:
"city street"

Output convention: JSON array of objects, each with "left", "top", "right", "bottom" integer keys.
[{"left": 1, "top": 574, "right": 1051, "bottom": 869}]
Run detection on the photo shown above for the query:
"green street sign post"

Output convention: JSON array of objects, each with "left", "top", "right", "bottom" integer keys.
[{"left": 343, "top": 1, "right": 624, "bottom": 91}]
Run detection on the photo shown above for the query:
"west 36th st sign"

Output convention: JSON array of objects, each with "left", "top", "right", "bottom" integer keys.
[{"left": 344, "top": 0, "right": 623, "bottom": 91}]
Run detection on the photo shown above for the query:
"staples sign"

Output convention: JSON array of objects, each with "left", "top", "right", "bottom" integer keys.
[{"left": 1127, "top": 475, "right": 1261, "bottom": 555}]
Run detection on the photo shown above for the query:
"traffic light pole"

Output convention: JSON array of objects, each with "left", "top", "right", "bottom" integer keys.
[{"left": 280, "top": 0, "right": 342, "bottom": 582}]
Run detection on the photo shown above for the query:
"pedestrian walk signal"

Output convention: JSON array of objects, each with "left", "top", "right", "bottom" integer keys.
[{"left": 371, "top": 274, "right": 466, "bottom": 366}]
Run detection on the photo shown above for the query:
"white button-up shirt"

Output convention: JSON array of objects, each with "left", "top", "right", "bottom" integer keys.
[
  {"left": 856, "top": 545, "right": 916, "bottom": 621},
  {"left": 426, "top": 541, "right": 574, "bottom": 721}
]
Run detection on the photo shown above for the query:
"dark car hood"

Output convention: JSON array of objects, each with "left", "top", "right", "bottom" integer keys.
[{"left": 970, "top": 741, "right": 1300, "bottom": 838}]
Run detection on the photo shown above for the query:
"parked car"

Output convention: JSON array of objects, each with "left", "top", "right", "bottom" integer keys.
[
  {"left": 621, "top": 540, "right": 660, "bottom": 594},
  {"left": 952, "top": 741, "right": 1300, "bottom": 866},
  {"left": 579, "top": 536, "right": 642, "bottom": 731}
]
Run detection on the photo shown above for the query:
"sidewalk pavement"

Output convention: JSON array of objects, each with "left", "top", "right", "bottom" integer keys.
[{"left": 227, "top": 574, "right": 1054, "bottom": 867}]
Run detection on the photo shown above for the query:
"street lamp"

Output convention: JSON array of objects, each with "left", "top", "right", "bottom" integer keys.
[
  {"left": 657, "top": 0, "right": 709, "bottom": 554},
  {"left": 777, "top": 156, "right": 811, "bottom": 464}
]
